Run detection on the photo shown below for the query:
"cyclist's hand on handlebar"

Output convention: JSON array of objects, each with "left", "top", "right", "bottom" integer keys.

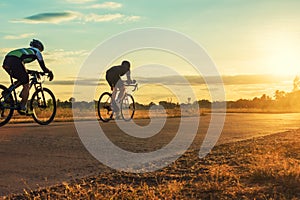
[
  {"left": 48, "top": 71, "right": 54, "bottom": 81},
  {"left": 126, "top": 79, "right": 136, "bottom": 84}
]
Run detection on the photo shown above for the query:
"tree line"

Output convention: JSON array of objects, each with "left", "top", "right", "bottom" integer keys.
[
  {"left": 57, "top": 90, "right": 300, "bottom": 111},
  {"left": 57, "top": 76, "right": 300, "bottom": 112}
]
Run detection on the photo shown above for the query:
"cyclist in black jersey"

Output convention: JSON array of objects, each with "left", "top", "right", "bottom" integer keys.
[
  {"left": 106, "top": 60, "right": 134, "bottom": 118},
  {"left": 2, "top": 39, "right": 54, "bottom": 115}
]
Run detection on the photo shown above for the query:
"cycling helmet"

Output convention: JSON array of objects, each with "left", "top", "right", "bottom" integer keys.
[
  {"left": 30, "top": 39, "right": 44, "bottom": 52},
  {"left": 121, "top": 60, "right": 130, "bottom": 68}
]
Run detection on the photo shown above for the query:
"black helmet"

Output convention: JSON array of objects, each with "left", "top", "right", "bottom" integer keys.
[
  {"left": 30, "top": 39, "right": 44, "bottom": 52},
  {"left": 121, "top": 60, "right": 130, "bottom": 68}
]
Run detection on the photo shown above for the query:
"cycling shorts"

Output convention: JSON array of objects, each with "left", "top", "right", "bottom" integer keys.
[
  {"left": 3, "top": 56, "right": 29, "bottom": 84},
  {"left": 106, "top": 71, "right": 123, "bottom": 89}
]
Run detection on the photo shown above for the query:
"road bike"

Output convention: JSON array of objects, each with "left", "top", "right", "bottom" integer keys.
[
  {"left": 97, "top": 81, "right": 138, "bottom": 122},
  {"left": 0, "top": 70, "right": 56, "bottom": 127}
]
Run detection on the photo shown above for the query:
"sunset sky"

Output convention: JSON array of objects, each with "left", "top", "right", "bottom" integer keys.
[{"left": 1, "top": 0, "right": 300, "bottom": 103}]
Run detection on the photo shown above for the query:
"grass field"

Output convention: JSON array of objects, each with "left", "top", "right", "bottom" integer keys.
[
  {"left": 8, "top": 107, "right": 300, "bottom": 125},
  {"left": 8, "top": 107, "right": 207, "bottom": 123},
  {"left": 4, "top": 129, "right": 300, "bottom": 199}
]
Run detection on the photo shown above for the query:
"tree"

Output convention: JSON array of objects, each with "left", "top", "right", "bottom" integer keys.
[
  {"left": 274, "top": 90, "right": 286, "bottom": 100},
  {"left": 69, "top": 97, "right": 75, "bottom": 103},
  {"left": 293, "top": 76, "right": 300, "bottom": 92}
]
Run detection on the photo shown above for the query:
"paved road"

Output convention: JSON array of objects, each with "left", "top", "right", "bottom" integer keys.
[{"left": 1, "top": 113, "right": 300, "bottom": 196}]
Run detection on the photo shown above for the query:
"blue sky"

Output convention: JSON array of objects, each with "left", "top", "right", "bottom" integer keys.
[{"left": 1, "top": 0, "right": 300, "bottom": 101}]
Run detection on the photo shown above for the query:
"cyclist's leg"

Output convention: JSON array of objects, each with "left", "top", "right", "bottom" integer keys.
[
  {"left": 106, "top": 73, "right": 120, "bottom": 113},
  {"left": 116, "top": 79, "right": 125, "bottom": 102},
  {"left": 2, "top": 56, "right": 14, "bottom": 78},
  {"left": 20, "top": 83, "right": 29, "bottom": 109},
  {"left": 114, "top": 80, "right": 126, "bottom": 119},
  {"left": 8, "top": 59, "right": 30, "bottom": 112},
  {"left": 111, "top": 87, "right": 121, "bottom": 118},
  {"left": 2, "top": 56, "right": 21, "bottom": 93}
]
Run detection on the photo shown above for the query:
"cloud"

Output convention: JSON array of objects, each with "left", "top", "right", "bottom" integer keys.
[
  {"left": 45, "top": 49, "right": 89, "bottom": 65},
  {"left": 11, "top": 11, "right": 79, "bottom": 24},
  {"left": 65, "top": 0, "right": 96, "bottom": 4},
  {"left": 4, "top": 33, "right": 35, "bottom": 40},
  {"left": 11, "top": 11, "right": 140, "bottom": 24},
  {"left": 120, "top": 15, "right": 141, "bottom": 23},
  {"left": 87, "top": 2, "right": 122, "bottom": 9},
  {"left": 48, "top": 78, "right": 101, "bottom": 86},
  {"left": 0, "top": 48, "right": 14, "bottom": 58},
  {"left": 46, "top": 49, "right": 89, "bottom": 57},
  {"left": 84, "top": 13, "right": 123, "bottom": 22},
  {"left": 136, "top": 74, "right": 292, "bottom": 86}
]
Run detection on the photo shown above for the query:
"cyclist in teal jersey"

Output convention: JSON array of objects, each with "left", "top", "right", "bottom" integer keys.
[{"left": 2, "top": 39, "right": 54, "bottom": 115}]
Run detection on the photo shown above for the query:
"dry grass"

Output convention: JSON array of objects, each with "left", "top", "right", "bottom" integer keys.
[
  {"left": 4, "top": 129, "right": 300, "bottom": 199},
  {"left": 225, "top": 108, "right": 300, "bottom": 114},
  {"left": 9, "top": 107, "right": 300, "bottom": 124},
  {"left": 8, "top": 107, "right": 209, "bottom": 123}
]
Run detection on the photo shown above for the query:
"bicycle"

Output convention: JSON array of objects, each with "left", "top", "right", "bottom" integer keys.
[
  {"left": 97, "top": 81, "right": 138, "bottom": 122},
  {"left": 0, "top": 69, "right": 56, "bottom": 126}
]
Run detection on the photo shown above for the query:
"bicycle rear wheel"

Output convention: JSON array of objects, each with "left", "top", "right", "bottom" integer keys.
[
  {"left": 0, "top": 85, "right": 14, "bottom": 127},
  {"left": 30, "top": 88, "right": 56, "bottom": 125},
  {"left": 98, "top": 92, "right": 113, "bottom": 122},
  {"left": 121, "top": 94, "right": 135, "bottom": 121}
]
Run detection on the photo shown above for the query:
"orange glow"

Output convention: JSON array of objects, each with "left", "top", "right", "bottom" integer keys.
[{"left": 263, "top": 32, "right": 300, "bottom": 75}]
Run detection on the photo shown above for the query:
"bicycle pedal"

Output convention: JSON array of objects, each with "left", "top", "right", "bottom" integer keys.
[{"left": 17, "top": 109, "right": 32, "bottom": 116}]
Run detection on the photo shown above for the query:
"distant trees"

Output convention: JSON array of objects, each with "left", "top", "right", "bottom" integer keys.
[
  {"left": 293, "top": 76, "right": 300, "bottom": 92},
  {"left": 56, "top": 99, "right": 72, "bottom": 108},
  {"left": 56, "top": 98, "right": 94, "bottom": 109},
  {"left": 227, "top": 94, "right": 273, "bottom": 109},
  {"left": 56, "top": 75, "right": 300, "bottom": 112},
  {"left": 55, "top": 90, "right": 300, "bottom": 112}
]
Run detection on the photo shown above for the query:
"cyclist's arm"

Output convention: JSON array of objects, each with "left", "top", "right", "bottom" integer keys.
[
  {"left": 38, "top": 59, "right": 51, "bottom": 73},
  {"left": 36, "top": 51, "right": 51, "bottom": 73},
  {"left": 125, "top": 71, "right": 132, "bottom": 83}
]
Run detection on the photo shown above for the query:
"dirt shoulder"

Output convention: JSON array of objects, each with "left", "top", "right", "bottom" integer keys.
[{"left": 5, "top": 129, "right": 300, "bottom": 199}]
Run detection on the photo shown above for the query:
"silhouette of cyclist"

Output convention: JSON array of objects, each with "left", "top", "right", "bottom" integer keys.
[
  {"left": 106, "top": 60, "right": 134, "bottom": 118},
  {"left": 2, "top": 39, "right": 54, "bottom": 115}
]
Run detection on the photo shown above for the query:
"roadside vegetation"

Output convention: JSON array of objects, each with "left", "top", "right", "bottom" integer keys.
[
  {"left": 11, "top": 89, "right": 300, "bottom": 123},
  {"left": 5, "top": 129, "right": 300, "bottom": 199}
]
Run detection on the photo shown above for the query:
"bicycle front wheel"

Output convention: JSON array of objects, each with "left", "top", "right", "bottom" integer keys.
[
  {"left": 98, "top": 92, "right": 113, "bottom": 122},
  {"left": 121, "top": 94, "right": 135, "bottom": 121},
  {"left": 30, "top": 88, "right": 56, "bottom": 125},
  {"left": 0, "top": 85, "right": 14, "bottom": 127}
]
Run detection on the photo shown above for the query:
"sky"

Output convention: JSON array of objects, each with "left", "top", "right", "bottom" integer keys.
[{"left": 1, "top": 0, "right": 300, "bottom": 103}]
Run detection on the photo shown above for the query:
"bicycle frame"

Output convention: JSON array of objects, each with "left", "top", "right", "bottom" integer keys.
[
  {"left": 112, "top": 83, "right": 137, "bottom": 106},
  {"left": 29, "top": 72, "right": 47, "bottom": 108},
  {"left": 98, "top": 82, "right": 137, "bottom": 122},
  {"left": 114, "top": 82, "right": 138, "bottom": 97},
  {"left": 5, "top": 71, "right": 45, "bottom": 109},
  {"left": 0, "top": 70, "right": 56, "bottom": 126}
]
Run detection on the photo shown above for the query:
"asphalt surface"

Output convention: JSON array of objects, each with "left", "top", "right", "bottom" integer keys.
[{"left": 1, "top": 113, "right": 300, "bottom": 196}]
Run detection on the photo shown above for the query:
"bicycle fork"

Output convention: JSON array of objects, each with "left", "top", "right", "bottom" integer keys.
[{"left": 31, "top": 83, "right": 47, "bottom": 108}]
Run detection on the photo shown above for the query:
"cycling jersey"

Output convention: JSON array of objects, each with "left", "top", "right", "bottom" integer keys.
[
  {"left": 106, "top": 65, "right": 131, "bottom": 88},
  {"left": 3, "top": 47, "right": 50, "bottom": 84},
  {"left": 7, "top": 47, "right": 43, "bottom": 63},
  {"left": 106, "top": 65, "right": 130, "bottom": 77},
  {"left": 6, "top": 47, "right": 49, "bottom": 72}
]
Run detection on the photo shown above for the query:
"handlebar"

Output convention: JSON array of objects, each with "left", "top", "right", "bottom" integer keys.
[
  {"left": 27, "top": 69, "right": 54, "bottom": 82},
  {"left": 124, "top": 81, "right": 138, "bottom": 92},
  {"left": 27, "top": 69, "right": 49, "bottom": 76}
]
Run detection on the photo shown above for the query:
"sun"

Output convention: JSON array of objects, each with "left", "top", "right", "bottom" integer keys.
[{"left": 264, "top": 32, "right": 300, "bottom": 76}]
